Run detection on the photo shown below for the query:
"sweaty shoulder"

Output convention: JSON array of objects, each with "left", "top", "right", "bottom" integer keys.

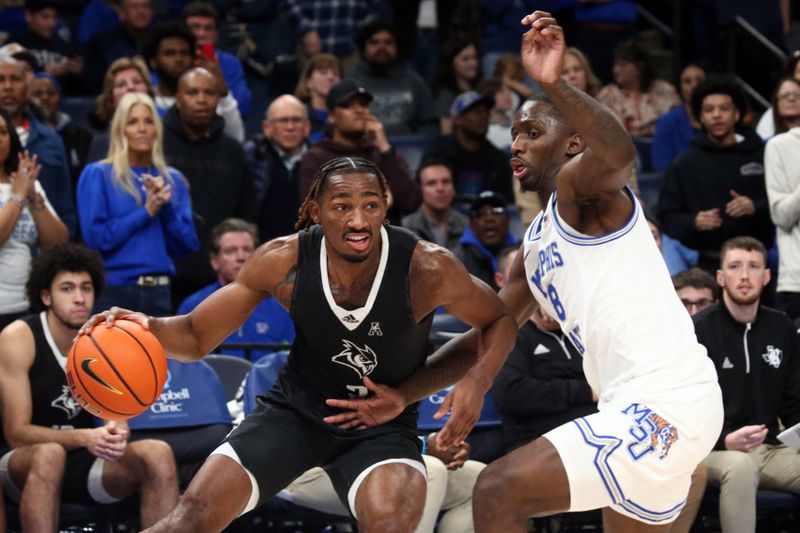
[
  {"left": 238, "top": 233, "right": 300, "bottom": 298},
  {"left": 410, "top": 240, "right": 473, "bottom": 314},
  {"left": 0, "top": 318, "right": 35, "bottom": 367}
]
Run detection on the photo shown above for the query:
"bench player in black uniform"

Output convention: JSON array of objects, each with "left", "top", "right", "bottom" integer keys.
[
  {"left": 0, "top": 243, "right": 179, "bottom": 530},
  {"left": 82, "top": 156, "right": 517, "bottom": 532}
]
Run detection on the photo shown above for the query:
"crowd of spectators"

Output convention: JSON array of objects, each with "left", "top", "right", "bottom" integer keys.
[{"left": 0, "top": 0, "right": 799, "bottom": 530}]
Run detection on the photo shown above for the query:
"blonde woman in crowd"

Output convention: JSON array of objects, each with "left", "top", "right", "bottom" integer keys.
[{"left": 77, "top": 93, "right": 198, "bottom": 316}]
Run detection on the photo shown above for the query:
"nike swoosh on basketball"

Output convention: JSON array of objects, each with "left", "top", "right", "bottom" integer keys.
[{"left": 81, "top": 358, "right": 123, "bottom": 394}]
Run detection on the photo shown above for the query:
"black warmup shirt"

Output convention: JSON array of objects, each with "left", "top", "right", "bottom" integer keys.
[{"left": 0, "top": 313, "right": 95, "bottom": 448}]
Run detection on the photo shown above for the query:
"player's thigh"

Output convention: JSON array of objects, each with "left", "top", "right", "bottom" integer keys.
[
  {"left": 547, "top": 405, "right": 707, "bottom": 525},
  {"left": 223, "top": 401, "right": 332, "bottom": 507},
  {"left": 477, "top": 435, "right": 570, "bottom": 514},
  {"left": 326, "top": 430, "right": 426, "bottom": 519}
]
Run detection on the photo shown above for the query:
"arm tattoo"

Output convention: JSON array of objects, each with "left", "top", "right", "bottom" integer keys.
[
  {"left": 547, "top": 80, "right": 630, "bottom": 153},
  {"left": 274, "top": 267, "right": 297, "bottom": 296}
]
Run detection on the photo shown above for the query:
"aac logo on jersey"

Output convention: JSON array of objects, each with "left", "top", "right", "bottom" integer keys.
[{"left": 332, "top": 340, "right": 378, "bottom": 378}]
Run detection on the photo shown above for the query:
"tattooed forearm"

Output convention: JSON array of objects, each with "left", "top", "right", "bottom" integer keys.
[
  {"left": 397, "top": 331, "right": 480, "bottom": 403},
  {"left": 543, "top": 79, "right": 634, "bottom": 166}
]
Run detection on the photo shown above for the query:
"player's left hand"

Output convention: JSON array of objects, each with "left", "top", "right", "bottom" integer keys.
[
  {"left": 323, "top": 376, "right": 406, "bottom": 429},
  {"left": 433, "top": 375, "right": 486, "bottom": 449},
  {"left": 520, "top": 11, "right": 565, "bottom": 86}
]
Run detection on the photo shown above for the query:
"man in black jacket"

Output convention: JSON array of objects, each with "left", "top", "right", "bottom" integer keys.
[
  {"left": 244, "top": 94, "right": 310, "bottom": 242},
  {"left": 656, "top": 77, "right": 774, "bottom": 273},
  {"left": 163, "top": 67, "right": 254, "bottom": 307},
  {"left": 694, "top": 236, "right": 800, "bottom": 533},
  {"left": 453, "top": 192, "right": 518, "bottom": 291}
]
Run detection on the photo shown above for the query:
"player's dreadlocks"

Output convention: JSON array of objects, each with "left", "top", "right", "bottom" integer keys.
[{"left": 295, "top": 156, "right": 390, "bottom": 230}]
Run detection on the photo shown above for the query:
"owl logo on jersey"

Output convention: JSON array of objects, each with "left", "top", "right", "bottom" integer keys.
[
  {"left": 762, "top": 345, "right": 782, "bottom": 369},
  {"left": 332, "top": 340, "right": 378, "bottom": 378},
  {"left": 647, "top": 412, "right": 679, "bottom": 459},
  {"left": 51, "top": 385, "right": 83, "bottom": 419}
]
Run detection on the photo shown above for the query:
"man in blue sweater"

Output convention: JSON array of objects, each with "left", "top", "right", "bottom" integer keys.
[{"left": 177, "top": 218, "right": 294, "bottom": 361}]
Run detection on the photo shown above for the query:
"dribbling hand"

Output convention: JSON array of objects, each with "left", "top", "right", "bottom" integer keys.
[{"left": 76, "top": 306, "right": 150, "bottom": 341}]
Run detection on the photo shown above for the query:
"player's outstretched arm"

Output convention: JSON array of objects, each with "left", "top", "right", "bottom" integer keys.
[
  {"left": 79, "top": 236, "right": 298, "bottom": 361},
  {"left": 520, "top": 11, "right": 636, "bottom": 194}
]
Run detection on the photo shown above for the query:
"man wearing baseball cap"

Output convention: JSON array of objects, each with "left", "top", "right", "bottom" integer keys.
[
  {"left": 423, "top": 90, "right": 514, "bottom": 203},
  {"left": 298, "top": 79, "right": 420, "bottom": 223},
  {"left": 454, "top": 191, "right": 518, "bottom": 291}
]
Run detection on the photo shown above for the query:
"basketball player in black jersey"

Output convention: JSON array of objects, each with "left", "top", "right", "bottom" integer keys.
[
  {"left": 81, "top": 156, "right": 517, "bottom": 532},
  {"left": 0, "top": 243, "right": 179, "bottom": 530}
]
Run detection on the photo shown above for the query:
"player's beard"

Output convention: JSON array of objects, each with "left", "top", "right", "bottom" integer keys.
[{"left": 50, "top": 306, "right": 86, "bottom": 331}]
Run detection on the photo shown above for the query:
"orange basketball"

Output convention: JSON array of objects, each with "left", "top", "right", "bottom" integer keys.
[{"left": 66, "top": 320, "right": 167, "bottom": 420}]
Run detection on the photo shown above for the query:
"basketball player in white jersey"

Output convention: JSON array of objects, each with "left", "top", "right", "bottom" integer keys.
[
  {"left": 464, "top": 12, "right": 724, "bottom": 531},
  {"left": 322, "top": 12, "right": 723, "bottom": 531}
]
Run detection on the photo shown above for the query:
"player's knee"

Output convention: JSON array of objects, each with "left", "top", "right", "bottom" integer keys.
[
  {"left": 28, "top": 442, "right": 66, "bottom": 478},
  {"left": 474, "top": 465, "right": 509, "bottom": 507},
  {"left": 361, "top": 505, "right": 422, "bottom": 533},
  {"left": 128, "top": 439, "right": 176, "bottom": 476}
]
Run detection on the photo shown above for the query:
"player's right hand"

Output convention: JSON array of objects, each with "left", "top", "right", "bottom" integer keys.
[
  {"left": 520, "top": 11, "right": 565, "bottom": 86},
  {"left": 77, "top": 307, "right": 150, "bottom": 339}
]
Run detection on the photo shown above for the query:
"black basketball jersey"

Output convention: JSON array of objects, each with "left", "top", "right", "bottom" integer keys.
[
  {"left": 267, "top": 224, "right": 434, "bottom": 431},
  {"left": 0, "top": 313, "right": 95, "bottom": 448}
]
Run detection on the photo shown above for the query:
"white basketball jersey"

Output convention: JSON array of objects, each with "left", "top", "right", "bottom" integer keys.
[{"left": 523, "top": 188, "right": 719, "bottom": 437}]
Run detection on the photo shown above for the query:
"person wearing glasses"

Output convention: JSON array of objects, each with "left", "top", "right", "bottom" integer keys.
[
  {"left": 672, "top": 267, "right": 718, "bottom": 317},
  {"left": 245, "top": 94, "right": 310, "bottom": 242},
  {"left": 768, "top": 77, "right": 800, "bottom": 138},
  {"left": 454, "top": 191, "right": 518, "bottom": 291}
]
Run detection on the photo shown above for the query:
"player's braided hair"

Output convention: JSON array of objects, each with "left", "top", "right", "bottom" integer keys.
[{"left": 295, "top": 157, "right": 389, "bottom": 230}]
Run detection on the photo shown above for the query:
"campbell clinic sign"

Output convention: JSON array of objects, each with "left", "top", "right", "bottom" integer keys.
[{"left": 127, "top": 360, "right": 232, "bottom": 430}]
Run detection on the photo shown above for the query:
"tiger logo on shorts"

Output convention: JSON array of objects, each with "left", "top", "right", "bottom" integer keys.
[{"left": 647, "top": 412, "right": 679, "bottom": 459}]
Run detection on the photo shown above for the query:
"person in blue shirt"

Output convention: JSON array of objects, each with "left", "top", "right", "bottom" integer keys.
[
  {"left": 77, "top": 92, "right": 198, "bottom": 317},
  {"left": 181, "top": 1, "right": 252, "bottom": 118},
  {"left": 177, "top": 218, "right": 294, "bottom": 360},
  {"left": 651, "top": 63, "right": 706, "bottom": 172}
]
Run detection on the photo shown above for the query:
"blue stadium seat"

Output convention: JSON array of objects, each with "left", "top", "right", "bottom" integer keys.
[
  {"left": 636, "top": 171, "right": 664, "bottom": 213},
  {"left": 203, "top": 354, "right": 254, "bottom": 401},
  {"left": 128, "top": 360, "right": 231, "bottom": 430},
  {"left": 633, "top": 136, "right": 654, "bottom": 173},
  {"left": 243, "top": 351, "right": 290, "bottom": 415},
  {"left": 388, "top": 134, "right": 434, "bottom": 175}
]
